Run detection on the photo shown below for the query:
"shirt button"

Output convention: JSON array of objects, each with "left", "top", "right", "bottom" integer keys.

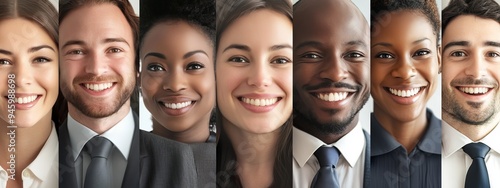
[{"left": 23, "top": 171, "right": 30, "bottom": 178}]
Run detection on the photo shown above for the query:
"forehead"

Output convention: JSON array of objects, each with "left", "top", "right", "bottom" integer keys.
[
  {"left": 293, "top": 0, "right": 369, "bottom": 47},
  {"left": 59, "top": 3, "right": 133, "bottom": 45},
  {"left": 372, "top": 11, "right": 436, "bottom": 43},
  {"left": 0, "top": 18, "right": 56, "bottom": 51},
  {"left": 443, "top": 15, "right": 500, "bottom": 45}
]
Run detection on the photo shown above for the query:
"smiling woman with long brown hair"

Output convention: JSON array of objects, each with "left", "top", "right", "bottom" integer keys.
[{"left": 0, "top": 0, "right": 59, "bottom": 187}]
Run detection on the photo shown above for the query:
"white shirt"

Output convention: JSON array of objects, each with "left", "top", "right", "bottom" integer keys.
[
  {"left": 67, "top": 109, "right": 134, "bottom": 188},
  {"left": 0, "top": 124, "right": 58, "bottom": 188},
  {"left": 442, "top": 120, "right": 500, "bottom": 188},
  {"left": 293, "top": 123, "right": 366, "bottom": 188}
]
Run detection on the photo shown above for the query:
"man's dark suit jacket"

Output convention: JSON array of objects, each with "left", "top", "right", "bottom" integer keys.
[{"left": 58, "top": 114, "right": 140, "bottom": 188}]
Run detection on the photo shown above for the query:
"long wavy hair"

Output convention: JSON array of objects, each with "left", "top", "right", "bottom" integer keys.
[{"left": 215, "top": 0, "right": 292, "bottom": 187}]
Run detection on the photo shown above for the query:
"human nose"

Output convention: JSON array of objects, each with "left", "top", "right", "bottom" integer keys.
[
  {"left": 163, "top": 68, "right": 187, "bottom": 92},
  {"left": 319, "top": 55, "right": 348, "bottom": 82},
  {"left": 85, "top": 52, "right": 108, "bottom": 75},
  {"left": 391, "top": 56, "right": 416, "bottom": 80},
  {"left": 247, "top": 60, "right": 272, "bottom": 88}
]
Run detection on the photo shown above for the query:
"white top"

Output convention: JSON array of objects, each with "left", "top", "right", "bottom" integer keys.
[
  {"left": 442, "top": 120, "right": 500, "bottom": 188},
  {"left": 67, "top": 109, "right": 134, "bottom": 188},
  {"left": 293, "top": 123, "right": 366, "bottom": 188},
  {"left": 0, "top": 124, "right": 58, "bottom": 188}
]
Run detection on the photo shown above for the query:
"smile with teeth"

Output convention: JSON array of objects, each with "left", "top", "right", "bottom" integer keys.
[
  {"left": 163, "top": 101, "right": 193, "bottom": 109},
  {"left": 388, "top": 87, "right": 421, "bottom": 98},
  {"left": 458, "top": 87, "right": 489, "bottom": 95},
  {"left": 84, "top": 83, "right": 113, "bottom": 91},
  {"left": 241, "top": 97, "right": 279, "bottom": 106},
  {"left": 14, "top": 95, "right": 38, "bottom": 104},
  {"left": 317, "top": 92, "right": 348, "bottom": 102}
]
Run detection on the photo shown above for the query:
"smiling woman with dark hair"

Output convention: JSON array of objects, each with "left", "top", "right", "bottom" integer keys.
[
  {"left": 370, "top": 0, "right": 442, "bottom": 187},
  {"left": 0, "top": 0, "right": 59, "bottom": 187},
  {"left": 215, "top": 0, "right": 292, "bottom": 187}
]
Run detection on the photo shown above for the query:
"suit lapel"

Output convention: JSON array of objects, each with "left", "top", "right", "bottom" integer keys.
[
  {"left": 59, "top": 120, "right": 78, "bottom": 188},
  {"left": 121, "top": 112, "right": 140, "bottom": 188}
]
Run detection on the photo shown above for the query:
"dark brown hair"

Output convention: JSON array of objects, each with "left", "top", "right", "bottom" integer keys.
[
  {"left": 215, "top": 0, "right": 292, "bottom": 187},
  {"left": 371, "top": 0, "right": 441, "bottom": 41},
  {"left": 442, "top": 0, "right": 500, "bottom": 34}
]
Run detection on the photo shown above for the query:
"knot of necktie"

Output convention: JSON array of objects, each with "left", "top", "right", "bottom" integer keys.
[
  {"left": 463, "top": 142, "right": 490, "bottom": 159},
  {"left": 85, "top": 136, "right": 113, "bottom": 159},
  {"left": 314, "top": 146, "right": 340, "bottom": 168}
]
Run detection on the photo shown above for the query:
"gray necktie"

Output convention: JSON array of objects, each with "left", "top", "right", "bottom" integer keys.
[
  {"left": 463, "top": 142, "right": 490, "bottom": 188},
  {"left": 84, "top": 136, "right": 113, "bottom": 188},
  {"left": 311, "top": 146, "right": 340, "bottom": 188}
]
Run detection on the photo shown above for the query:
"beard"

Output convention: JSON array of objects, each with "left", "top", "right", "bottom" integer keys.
[
  {"left": 442, "top": 77, "right": 499, "bottom": 125},
  {"left": 61, "top": 74, "right": 135, "bottom": 118},
  {"left": 296, "top": 90, "right": 370, "bottom": 135}
]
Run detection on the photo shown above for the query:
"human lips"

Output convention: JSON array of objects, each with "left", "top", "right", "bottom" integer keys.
[
  {"left": 316, "top": 92, "right": 348, "bottom": 102},
  {"left": 161, "top": 101, "right": 194, "bottom": 109},
  {"left": 387, "top": 87, "right": 422, "bottom": 98},
  {"left": 240, "top": 97, "right": 279, "bottom": 106},
  {"left": 457, "top": 86, "right": 491, "bottom": 95},
  {"left": 83, "top": 82, "right": 113, "bottom": 91}
]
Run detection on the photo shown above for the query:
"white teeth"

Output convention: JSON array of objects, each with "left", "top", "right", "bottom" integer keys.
[
  {"left": 389, "top": 88, "right": 421, "bottom": 98},
  {"left": 316, "top": 92, "right": 348, "bottom": 102},
  {"left": 241, "top": 97, "right": 278, "bottom": 106},
  {"left": 85, "top": 83, "right": 113, "bottom": 91},
  {"left": 164, "top": 101, "right": 193, "bottom": 109},
  {"left": 459, "top": 87, "right": 488, "bottom": 94},
  {"left": 14, "top": 95, "right": 37, "bottom": 104}
]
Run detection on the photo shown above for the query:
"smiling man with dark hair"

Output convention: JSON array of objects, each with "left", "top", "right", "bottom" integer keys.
[{"left": 441, "top": 0, "right": 500, "bottom": 187}]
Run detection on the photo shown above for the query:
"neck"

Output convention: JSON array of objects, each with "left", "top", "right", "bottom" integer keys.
[
  {"left": 294, "top": 114, "right": 358, "bottom": 144},
  {"left": 443, "top": 110, "right": 499, "bottom": 141},
  {"left": 68, "top": 101, "right": 130, "bottom": 134},
  {"left": 0, "top": 114, "right": 52, "bottom": 181},
  {"left": 151, "top": 118, "right": 210, "bottom": 143},
  {"left": 222, "top": 118, "right": 278, "bottom": 187},
  {"left": 374, "top": 107, "right": 427, "bottom": 153}
]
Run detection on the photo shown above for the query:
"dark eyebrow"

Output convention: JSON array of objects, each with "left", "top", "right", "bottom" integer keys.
[
  {"left": 485, "top": 41, "right": 500, "bottom": 48},
  {"left": 443, "top": 41, "right": 469, "bottom": 52},
  {"left": 61, "top": 40, "right": 85, "bottom": 50},
  {"left": 103, "top": 38, "right": 130, "bottom": 47},
  {"left": 294, "top": 41, "right": 323, "bottom": 51},
  {"left": 143, "top": 52, "right": 166, "bottom": 60},
  {"left": 270, "top": 44, "right": 292, "bottom": 51},
  {"left": 184, "top": 50, "right": 209, "bottom": 59},
  {"left": 0, "top": 49, "right": 12, "bottom": 55},
  {"left": 222, "top": 44, "right": 250, "bottom": 53},
  {"left": 28, "top": 45, "right": 55, "bottom": 53}
]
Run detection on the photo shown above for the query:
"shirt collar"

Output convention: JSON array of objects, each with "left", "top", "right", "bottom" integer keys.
[
  {"left": 371, "top": 109, "right": 441, "bottom": 156},
  {"left": 442, "top": 120, "right": 474, "bottom": 158},
  {"left": 293, "top": 122, "right": 365, "bottom": 168},
  {"left": 24, "top": 123, "right": 58, "bottom": 182},
  {"left": 68, "top": 109, "right": 134, "bottom": 160}
]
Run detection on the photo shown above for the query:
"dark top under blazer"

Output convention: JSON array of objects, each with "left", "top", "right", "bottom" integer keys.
[
  {"left": 370, "top": 109, "right": 441, "bottom": 188},
  {"left": 139, "top": 131, "right": 216, "bottom": 188},
  {"left": 59, "top": 113, "right": 140, "bottom": 188}
]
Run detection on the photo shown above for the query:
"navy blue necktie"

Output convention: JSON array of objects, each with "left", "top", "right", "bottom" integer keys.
[
  {"left": 311, "top": 146, "right": 340, "bottom": 188},
  {"left": 84, "top": 136, "right": 113, "bottom": 188},
  {"left": 463, "top": 142, "right": 490, "bottom": 188}
]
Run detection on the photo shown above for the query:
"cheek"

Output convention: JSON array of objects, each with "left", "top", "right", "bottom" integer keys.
[
  {"left": 216, "top": 65, "right": 241, "bottom": 98},
  {"left": 39, "top": 64, "right": 59, "bottom": 103},
  {"left": 352, "top": 63, "right": 370, "bottom": 85},
  {"left": 195, "top": 73, "right": 216, "bottom": 101},
  {"left": 140, "top": 74, "right": 161, "bottom": 99}
]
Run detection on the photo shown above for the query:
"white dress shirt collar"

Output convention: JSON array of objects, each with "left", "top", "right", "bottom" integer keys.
[
  {"left": 25, "top": 123, "right": 58, "bottom": 183},
  {"left": 293, "top": 122, "right": 365, "bottom": 168},
  {"left": 68, "top": 109, "right": 134, "bottom": 161},
  {"left": 442, "top": 120, "right": 500, "bottom": 158}
]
